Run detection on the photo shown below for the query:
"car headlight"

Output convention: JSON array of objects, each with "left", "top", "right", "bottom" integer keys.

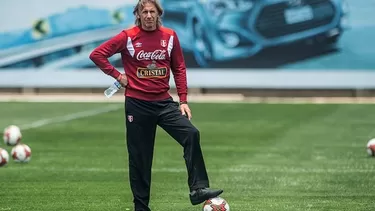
[{"left": 200, "top": 0, "right": 254, "bottom": 16}]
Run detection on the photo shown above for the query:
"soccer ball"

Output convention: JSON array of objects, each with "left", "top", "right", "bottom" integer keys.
[
  {"left": 367, "top": 138, "right": 375, "bottom": 156},
  {"left": 0, "top": 148, "right": 9, "bottom": 167},
  {"left": 11, "top": 144, "right": 31, "bottom": 163},
  {"left": 3, "top": 125, "right": 22, "bottom": 146},
  {"left": 203, "top": 197, "right": 230, "bottom": 211}
]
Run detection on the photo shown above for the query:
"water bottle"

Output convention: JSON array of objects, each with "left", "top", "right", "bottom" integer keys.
[{"left": 104, "top": 81, "right": 122, "bottom": 98}]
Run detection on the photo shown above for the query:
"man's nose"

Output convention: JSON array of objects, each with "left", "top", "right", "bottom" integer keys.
[{"left": 146, "top": 12, "right": 152, "bottom": 18}]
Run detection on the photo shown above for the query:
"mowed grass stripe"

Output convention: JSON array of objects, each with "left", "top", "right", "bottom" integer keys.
[{"left": 0, "top": 102, "right": 123, "bottom": 130}]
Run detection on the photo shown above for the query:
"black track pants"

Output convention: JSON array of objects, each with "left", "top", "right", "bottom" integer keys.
[{"left": 125, "top": 96, "right": 209, "bottom": 211}]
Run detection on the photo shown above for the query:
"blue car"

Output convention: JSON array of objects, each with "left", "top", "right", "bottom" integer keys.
[{"left": 162, "top": 0, "right": 349, "bottom": 67}]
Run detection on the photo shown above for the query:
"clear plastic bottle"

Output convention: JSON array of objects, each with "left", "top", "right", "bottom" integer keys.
[{"left": 104, "top": 81, "right": 122, "bottom": 98}]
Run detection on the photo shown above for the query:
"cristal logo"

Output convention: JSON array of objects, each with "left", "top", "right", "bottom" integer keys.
[{"left": 136, "top": 50, "right": 166, "bottom": 60}]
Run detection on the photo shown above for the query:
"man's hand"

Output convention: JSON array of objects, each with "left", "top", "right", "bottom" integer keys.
[
  {"left": 180, "top": 103, "right": 192, "bottom": 120},
  {"left": 116, "top": 74, "right": 128, "bottom": 87}
]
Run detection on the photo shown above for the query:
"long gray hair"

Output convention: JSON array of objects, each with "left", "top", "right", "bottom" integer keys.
[{"left": 133, "top": 0, "right": 164, "bottom": 27}]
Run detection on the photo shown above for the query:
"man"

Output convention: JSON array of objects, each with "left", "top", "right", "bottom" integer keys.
[{"left": 89, "top": 0, "right": 223, "bottom": 210}]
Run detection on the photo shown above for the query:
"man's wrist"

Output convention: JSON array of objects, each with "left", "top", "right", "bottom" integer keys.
[
  {"left": 179, "top": 93, "right": 187, "bottom": 104},
  {"left": 116, "top": 74, "right": 122, "bottom": 81}
]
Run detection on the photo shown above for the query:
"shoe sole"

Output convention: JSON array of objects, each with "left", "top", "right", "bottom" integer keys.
[{"left": 190, "top": 190, "right": 223, "bottom": 205}]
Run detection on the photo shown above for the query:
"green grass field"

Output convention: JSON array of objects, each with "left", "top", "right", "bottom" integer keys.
[{"left": 1, "top": 101, "right": 375, "bottom": 211}]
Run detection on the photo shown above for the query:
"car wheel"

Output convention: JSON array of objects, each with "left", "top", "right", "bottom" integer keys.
[{"left": 192, "top": 20, "right": 215, "bottom": 67}]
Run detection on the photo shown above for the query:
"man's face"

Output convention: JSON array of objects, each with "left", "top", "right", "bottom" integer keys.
[{"left": 139, "top": 2, "right": 158, "bottom": 31}]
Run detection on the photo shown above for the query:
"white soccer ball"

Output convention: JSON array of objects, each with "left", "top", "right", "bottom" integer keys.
[
  {"left": 203, "top": 197, "right": 230, "bottom": 211},
  {"left": 11, "top": 144, "right": 32, "bottom": 163},
  {"left": 367, "top": 138, "right": 375, "bottom": 156},
  {"left": 0, "top": 148, "right": 9, "bottom": 167},
  {"left": 3, "top": 125, "right": 22, "bottom": 146}
]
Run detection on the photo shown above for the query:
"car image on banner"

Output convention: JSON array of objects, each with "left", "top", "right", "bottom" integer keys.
[
  {"left": 162, "top": 0, "right": 348, "bottom": 67},
  {"left": 3, "top": 0, "right": 375, "bottom": 70}
]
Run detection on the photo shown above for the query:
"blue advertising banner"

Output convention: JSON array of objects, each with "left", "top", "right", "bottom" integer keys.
[{"left": 0, "top": 0, "right": 373, "bottom": 70}]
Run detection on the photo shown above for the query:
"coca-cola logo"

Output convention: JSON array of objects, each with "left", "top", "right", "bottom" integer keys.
[{"left": 136, "top": 50, "right": 166, "bottom": 61}]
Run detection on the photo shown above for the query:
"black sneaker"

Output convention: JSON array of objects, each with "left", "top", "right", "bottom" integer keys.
[{"left": 189, "top": 188, "right": 224, "bottom": 205}]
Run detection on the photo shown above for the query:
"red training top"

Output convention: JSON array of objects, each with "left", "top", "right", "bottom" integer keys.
[{"left": 89, "top": 26, "right": 187, "bottom": 102}]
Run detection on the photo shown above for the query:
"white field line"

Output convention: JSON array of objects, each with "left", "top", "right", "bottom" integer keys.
[
  {"left": 6, "top": 166, "right": 375, "bottom": 173},
  {"left": 18, "top": 105, "right": 122, "bottom": 130}
]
